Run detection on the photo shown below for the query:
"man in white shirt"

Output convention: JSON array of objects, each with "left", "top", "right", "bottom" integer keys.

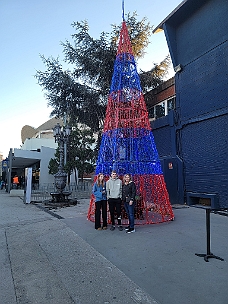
[{"left": 106, "top": 171, "right": 123, "bottom": 231}]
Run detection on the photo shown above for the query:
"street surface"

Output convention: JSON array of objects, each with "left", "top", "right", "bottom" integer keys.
[{"left": 1, "top": 190, "right": 228, "bottom": 303}]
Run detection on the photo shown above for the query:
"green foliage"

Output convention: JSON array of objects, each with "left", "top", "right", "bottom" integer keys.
[
  {"left": 140, "top": 55, "right": 171, "bottom": 94},
  {"left": 48, "top": 147, "right": 60, "bottom": 175},
  {"left": 111, "top": 12, "right": 153, "bottom": 59},
  {"left": 67, "top": 127, "right": 96, "bottom": 180},
  {"left": 48, "top": 158, "right": 59, "bottom": 175},
  {"left": 63, "top": 20, "right": 116, "bottom": 97},
  {"left": 35, "top": 12, "right": 170, "bottom": 132},
  {"left": 35, "top": 56, "right": 103, "bottom": 131},
  {"left": 48, "top": 126, "right": 96, "bottom": 181}
]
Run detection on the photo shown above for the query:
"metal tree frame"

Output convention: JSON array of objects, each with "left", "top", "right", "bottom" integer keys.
[{"left": 87, "top": 21, "right": 174, "bottom": 224}]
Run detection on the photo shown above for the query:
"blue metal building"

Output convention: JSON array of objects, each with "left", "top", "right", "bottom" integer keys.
[{"left": 152, "top": 0, "right": 228, "bottom": 208}]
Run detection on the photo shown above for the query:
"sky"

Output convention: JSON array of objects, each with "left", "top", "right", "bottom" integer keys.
[{"left": 0, "top": 0, "right": 182, "bottom": 159}]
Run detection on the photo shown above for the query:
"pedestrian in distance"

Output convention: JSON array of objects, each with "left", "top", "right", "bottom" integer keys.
[
  {"left": 0, "top": 180, "right": 5, "bottom": 190},
  {"left": 122, "top": 174, "right": 136, "bottom": 233},
  {"left": 92, "top": 173, "right": 107, "bottom": 230},
  {"left": 106, "top": 171, "right": 123, "bottom": 231},
  {"left": 12, "top": 175, "right": 19, "bottom": 189}
]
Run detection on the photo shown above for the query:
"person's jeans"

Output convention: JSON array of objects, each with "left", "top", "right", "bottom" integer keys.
[
  {"left": 108, "top": 198, "right": 122, "bottom": 226},
  {"left": 124, "top": 202, "right": 135, "bottom": 228},
  {"left": 95, "top": 200, "right": 107, "bottom": 229}
]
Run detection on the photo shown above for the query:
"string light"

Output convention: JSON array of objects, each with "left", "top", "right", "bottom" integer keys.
[{"left": 87, "top": 21, "right": 174, "bottom": 224}]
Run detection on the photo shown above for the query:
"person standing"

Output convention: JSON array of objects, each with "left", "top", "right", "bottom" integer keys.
[
  {"left": 13, "top": 175, "right": 19, "bottom": 189},
  {"left": 106, "top": 171, "right": 123, "bottom": 231},
  {"left": 92, "top": 173, "right": 107, "bottom": 230},
  {"left": 122, "top": 174, "right": 136, "bottom": 233}
]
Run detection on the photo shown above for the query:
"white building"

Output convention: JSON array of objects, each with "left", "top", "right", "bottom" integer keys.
[{"left": 7, "top": 117, "right": 63, "bottom": 190}]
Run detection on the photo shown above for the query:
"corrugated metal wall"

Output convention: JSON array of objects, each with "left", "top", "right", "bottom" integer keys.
[
  {"left": 178, "top": 44, "right": 228, "bottom": 121},
  {"left": 180, "top": 115, "right": 228, "bottom": 208},
  {"left": 151, "top": 40, "right": 228, "bottom": 207},
  {"left": 152, "top": 124, "right": 172, "bottom": 157},
  {"left": 151, "top": 108, "right": 228, "bottom": 207},
  {"left": 151, "top": 0, "right": 228, "bottom": 207}
]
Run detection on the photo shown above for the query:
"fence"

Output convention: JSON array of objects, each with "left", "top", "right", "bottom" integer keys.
[{"left": 31, "top": 181, "right": 92, "bottom": 202}]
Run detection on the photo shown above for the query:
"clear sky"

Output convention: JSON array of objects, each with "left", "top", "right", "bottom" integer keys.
[{"left": 0, "top": 0, "right": 182, "bottom": 158}]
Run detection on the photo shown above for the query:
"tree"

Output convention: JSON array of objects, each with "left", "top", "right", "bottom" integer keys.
[
  {"left": 48, "top": 125, "right": 96, "bottom": 182},
  {"left": 48, "top": 154, "right": 59, "bottom": 175},
  {"left": 139, "top": 55, "right": 171, "bottom": 94},
  {"left": 67, "top": 126, "right": 96, "bottom": 181},
  {"left": 35, "top": 12, "right": 170, "bottom": 131}
]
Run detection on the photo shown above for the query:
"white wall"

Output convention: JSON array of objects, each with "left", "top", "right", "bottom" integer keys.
[
  {"left": 14, "top": 148, "right": 41, "bottom": 160},
  {"left": 21, "top": 138, "right": 57, "bottom": 151},
  {"left": 39, "top": 146, "right": 56, "bottom": 185},
  {"left": 39, "top": 146, "right": 77, "bottom": 185}
]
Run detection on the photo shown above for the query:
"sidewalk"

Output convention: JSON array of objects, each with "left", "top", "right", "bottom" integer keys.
[
  {"left": 54, "top": 197, "right": 228, "bottom": 304},
  {"left": 0, "top": 190, "right": 157, "bottom": 304},
  {"left": 1, "top": 190, "right": 228, "bottom": 304}
]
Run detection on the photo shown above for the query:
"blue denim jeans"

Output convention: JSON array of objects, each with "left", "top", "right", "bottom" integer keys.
[{"left": 124, "top": 202, "right": 134, "bottom": 228}]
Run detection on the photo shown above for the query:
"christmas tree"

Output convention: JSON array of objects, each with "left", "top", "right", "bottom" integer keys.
[{"left": 87, "top": 20, "right": 174, "bottom": 224}]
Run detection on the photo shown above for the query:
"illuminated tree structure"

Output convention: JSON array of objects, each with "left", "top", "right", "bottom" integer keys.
[{"left": 87, "top": 21, "right": 174, "bottom": 224}]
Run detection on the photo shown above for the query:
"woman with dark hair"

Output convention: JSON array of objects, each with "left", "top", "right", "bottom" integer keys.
[
  {"left": 122, "top": 174, "right": 136, "bottom": 233},
  {"left": 92, "top": 173, "right": 107, "bottom": 230}
]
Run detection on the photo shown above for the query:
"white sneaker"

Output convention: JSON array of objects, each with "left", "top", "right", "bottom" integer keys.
[{"left": 126, "top": 228, "right": 135, "bottom": 233}]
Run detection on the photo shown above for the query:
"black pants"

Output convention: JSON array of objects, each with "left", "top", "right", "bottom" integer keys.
[
  {"left": 95, "top": 200, "right": 107, "bottom": 229},
  {"left": 108, "top": 198, "right": 122, "bottom": 226}
]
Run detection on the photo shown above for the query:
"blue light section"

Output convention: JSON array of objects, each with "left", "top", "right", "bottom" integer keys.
[
  {"left": 96, "top": 160, "right": 162, "bottom": 176},
  {"left": 95, "top": 128, "right": 163, "bottom": 175},
  {"left": 110, "top": 53, "right": 142, "bottom": 95}
]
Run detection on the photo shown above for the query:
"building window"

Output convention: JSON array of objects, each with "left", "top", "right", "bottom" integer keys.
[
  {"left": 148, "top": 97, "right": 176, "bottom": 120},
  {"left": 148, "top": 107, "right": 155, "bottom": 119},
  {"left": 167, "top": 97, "right": 175, "bottom": 112},
  {"left": 155, "top": 101, "right": 166, "bottom": 118}
]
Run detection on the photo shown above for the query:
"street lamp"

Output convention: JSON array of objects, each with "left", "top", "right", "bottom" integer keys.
[{"left": 53, "top": 123, "right": 71, "bottom": 199}]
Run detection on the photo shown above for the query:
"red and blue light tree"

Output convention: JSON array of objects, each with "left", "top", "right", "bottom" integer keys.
[{"left": 87, "top": 21, "right": 174, "bottom": 224}]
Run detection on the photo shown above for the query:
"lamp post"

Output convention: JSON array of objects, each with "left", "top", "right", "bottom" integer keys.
[{"left": 53, "top": 123, "right": 71, "bottom": 197}]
